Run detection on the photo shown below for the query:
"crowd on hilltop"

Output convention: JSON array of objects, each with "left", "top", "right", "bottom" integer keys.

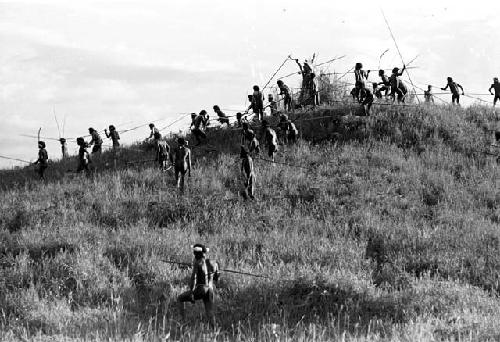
[{"left": 31, "top": 58, "right": 500, "bottom": 184}]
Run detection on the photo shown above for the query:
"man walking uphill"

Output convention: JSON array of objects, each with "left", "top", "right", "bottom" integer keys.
[{"left": 170, "top": 137, "right": 191, "bottom": 192}]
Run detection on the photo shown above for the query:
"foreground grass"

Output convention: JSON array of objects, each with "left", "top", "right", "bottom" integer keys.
[{"left": 0, "top": 103, "right": 499, "bottom": 341}]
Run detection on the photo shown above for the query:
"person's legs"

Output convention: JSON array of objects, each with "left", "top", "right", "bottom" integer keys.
[
  {"left": 202, "top": 288, "right": 215, "bottom": 327},
  {"left": 178, "top": 290, "right": 194, "bottom": 319},
  {"left": 285, "top": 96, "right": 291, "bottom": 111},
  {"left": 179, "top": 170, "right": 186, "bottom": 192},
  {"left": 175, "top": 167, "right": 181, "bottom": 187},
  {"left": 248, "top": 174, "right": 255, "bottom": 199}
]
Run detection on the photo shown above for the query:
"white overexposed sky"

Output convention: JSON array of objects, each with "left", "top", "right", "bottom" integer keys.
[{"left": 1, "top": 0, "right": 499, "bottom": 168}]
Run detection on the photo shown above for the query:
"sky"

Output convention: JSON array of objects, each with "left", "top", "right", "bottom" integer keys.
[{"left": 1, "top": 0, "right": 499, "bottom": 168}]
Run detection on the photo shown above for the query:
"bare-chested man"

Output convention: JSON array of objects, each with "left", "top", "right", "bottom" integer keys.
[
  {"left": 170, "top": 137, "right": 191, "bottom": 192},
  {"left": 240, "top": 146, "right": 255, "bottom": 199},
  {"left": 489, "top": 77, "right": 500, "bottom": 107},
  {"left": 441, "top": 77, "right": 464, "bottom": 105},
  {"left": 178, "top": 244, "right": 220, "bottom": 327}
]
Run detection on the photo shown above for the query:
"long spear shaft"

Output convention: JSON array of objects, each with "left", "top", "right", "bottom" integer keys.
[
  {"left": 0, "top": 155, "right": 32, "bottom": 164},
  {"left": 380, "top": 9, "right": 420, "bottom": 104},
  {"left": 162, "top": 259, "right": 273, "bottom": 279}
]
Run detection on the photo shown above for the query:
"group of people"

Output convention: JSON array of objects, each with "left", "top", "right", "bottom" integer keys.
[
  {"left": 350, "top": 63, "right": 410, "bottom": 115},
  {"left": 351, "top": 61, "right": 500, "bottom": 109},
  {"left": 30, "top": 57, "right": 500, "bottom": 185}
]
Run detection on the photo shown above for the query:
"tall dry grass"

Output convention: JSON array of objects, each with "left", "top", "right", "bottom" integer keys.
[{"left": 0, "top": 102, "right": 499, "bottom": 341}]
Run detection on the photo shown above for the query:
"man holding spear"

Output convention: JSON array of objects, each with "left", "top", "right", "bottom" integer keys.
[{"left": 177, "top": 244, "right": 220, "bottom": 327}]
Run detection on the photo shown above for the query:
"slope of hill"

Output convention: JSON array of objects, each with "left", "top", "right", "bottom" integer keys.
[{"left": 0, "top": 102, "right": 499, "bottom": 341}]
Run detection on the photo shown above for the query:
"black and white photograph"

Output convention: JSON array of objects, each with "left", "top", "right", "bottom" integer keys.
[{"left": 1, "top": 0, "right": 499, "bottom": 340}]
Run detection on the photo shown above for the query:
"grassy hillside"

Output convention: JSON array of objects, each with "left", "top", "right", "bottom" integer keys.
[{"left": 0, "top": 102, "right": 499, "bottom": 341}]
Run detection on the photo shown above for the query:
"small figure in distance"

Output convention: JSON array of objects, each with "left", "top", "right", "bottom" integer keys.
[
  {"left": 267, "top": 94, "right": 278, "bottom": 116},
  {"left": 156, "top": 139, "right": 170, "bottom": 171},
  {"left": 354, "top": 62, "right": 370, "bottom": 101},
  {"left": 441, "top": 77, "right": 464, "bottom": 105},
  {"left": 277, "top": 114, "right": 290, "bottom": 144},
  {"left": 88, "top": 127, "right": 103, "bottom": 154},
  {"left": 190, "top": 110, "right": 209, "bottom": 145},
  {"left": 33, "top": 140, "right": 48, "bottom": 180},
  {"left": 59, "top": 138, "right": 69, "bottom": 159},
  {"left": 377, "top": 70, "right": 391, "bottom": 98},
  {"left": 178, "top": 244, "right": 220, "bottom": 327},
  {"left": 372, "top": 82, "right": 382, "bottom": 99},
  {"left": 241, "top": 122, "right": 254, "bottom": 146},
  {"left": 170, "top": 137, "right": 191, "bottom": 192},
  {"left": 246, "top": 129, "right": 260, "bottom": 155},
  {"left": 489, "top": 77, "right": 500, "bottom": 107},
  {"left": 261, "top": 120, "right": 278, "bottom": 162},
  {"left": 213, "top": 105, "right": 230, "bottom": 127},
  {"left": 190, "top": 113, "right": 197, "bottom": 127},
  {"left": 147, "top": 123, "right": 162, "bottom": 148},
  {"left": 358, "top": 83, "right": 374, "bottom": 116},
  {"left": 240, "top": 146, "right": 255, "bottom": 200},
  {"left": 277, "top": 80, "right": 292, "bottom": 112},
  {"left": 389, "top": 66, "right": 406, "bottom": 103},
  {"left": 248, "top": 85, "right": 264, "bottom": 121},
  {"left": 286, "top": 118, "right": 299, "bottom": 144},
  {"left": 105, "top": 125, "right": 120, "bottom": 149},
  {"left": 76, "top": 137, "right": 91, "bottom": 174},
  {"left": 424, "top": 85, "right": 434, "bottom": 104},
  {"left": 236, "top": 112, "right": 243, "bottom": 128}
]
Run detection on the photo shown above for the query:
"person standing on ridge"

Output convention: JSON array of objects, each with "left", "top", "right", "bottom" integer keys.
[
  {"left": 441, "top": 77, "right": 464, "bottom": 105},
  {"left": 33, "top": 141, "right": 48, "bottom": 180},
  {"left": 59, "top": 138, "right": 69, "bottom": 159},
  {"left": 424, "top": 85, "right": 434, "bottom": 104},
  {"left": 489, "top": 77, "right": 500, "bottom": 107},
  {"left": 213, "top": 105, "right": 230, "bottom": 127},
  {"left": 389, "top": 66, "right": 406, "bottom": 103},
  {"left": 354, "top": 62, "right": 370, "bottom": 101},
  {"left": 170, "top": 137, "right": 191, "bottom": 192},
  {"left": 190, "top": 110, "right": 209, "bottom": 145},
  {"left": 248, "top": 86, "right": 264, "bottom": 121},
  {"left": 76, "top": 137, "right": 91, "bottom": 174},
  {"left": 178, "top": 244, "right": 220, "bottom": 327},
  {"left": 105, "top": 125, "right": 120, "bottom": 149},
  {"left": 88, "top": 127, "right": 103, "bottom": 154},
  {"left": 277, "top": 80, "right": 292, "bottom": 111},
  {"left": 147, "top": 123, "right": 162, "bottom": 148}
]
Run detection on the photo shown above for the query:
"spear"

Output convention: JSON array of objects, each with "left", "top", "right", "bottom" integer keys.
[
  {"left": 380, "top": 9, "right": 420, "bottom": 103},
  {"left": 162, "top": 259, "right": 273, "bottom": 279},
  {"left": 125, "top": 159, "right": 156, "bottom": 165},
  {"left": 378, "top": 49, "right": 389, "bottom": 70},
  {"left": 54, "top": 106, "right": 62, "bottom": 139},
  {"left": 0, "top": 155, "right": 32, "bottom": 164}
]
